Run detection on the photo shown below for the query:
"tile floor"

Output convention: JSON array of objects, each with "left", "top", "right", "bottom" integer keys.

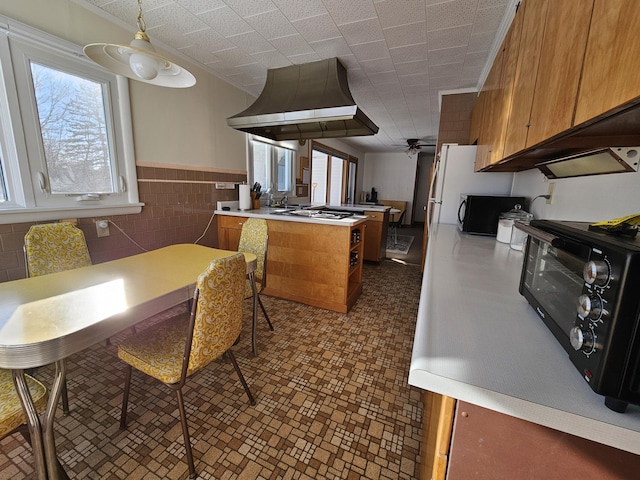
[{"left": 0, "top": 259, "right": 424, "bottom": 479}]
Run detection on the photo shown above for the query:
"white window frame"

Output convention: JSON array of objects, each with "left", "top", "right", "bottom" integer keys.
[
  {"left": 248, "top": 137, "right": 295, "bottom": 196},
  {"left": 0, "top": 15, "right": 142, "bottom": 224}
]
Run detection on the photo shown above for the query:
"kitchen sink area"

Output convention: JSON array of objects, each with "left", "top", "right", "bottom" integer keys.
[{"left": 268, "top": 206, "right": 362, "bottom": 219}]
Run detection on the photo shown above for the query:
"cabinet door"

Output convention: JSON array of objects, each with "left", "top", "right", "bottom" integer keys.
[
  {"left": 476, "top": 10, "right": 523, "bottom": 169},
  {"left": 574, "top": 0, "right": 640, "bottom": 125},
  {"left": 526, "top": 0, "right": 593, "bottom": 147},
  {"left": 468, "top": 90, "right": 485, "bottom": 146},
  {"left": 217, "top": 216, "right": 246, "bottom": 251},
  {"left": 502, "top": 0, "right": 548, "bottom": 158},
  {"left": 363, "top": 219, "right": 382, "bottom": 262}
]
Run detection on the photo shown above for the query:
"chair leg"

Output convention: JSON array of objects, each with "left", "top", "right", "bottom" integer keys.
[
  {"left": 175, "top": 388, "right": 197, "bottom": 479},
  {"left": 120, "top": 365, "right": 133, "bottom": 430},
  {"left": 258, "top": 295, "right": 274, "bottom": 331},
  {"left": 225, "top": 351, "right": 256, "bottom": 406},
  {"left": 61, "top": 380, "right": 70, "bottom": 415}
]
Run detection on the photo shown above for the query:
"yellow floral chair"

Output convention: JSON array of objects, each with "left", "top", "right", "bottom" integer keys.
[
  {"left": 238, "top": 218, "right": 274, "bottom": 355},
  {"left": 0, "top": 369, "right": 66, "bottom": 476},
  {"left": 24, "top": 222, "right": 92, "bottom": 277},
  {"left": 23, "top": 222, "right": 92, "bottom": 414},
  {"left": 117, "top": 253, "right": 255, "bottom": 479}
]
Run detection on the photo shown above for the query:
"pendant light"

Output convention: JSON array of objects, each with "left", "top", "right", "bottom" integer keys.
[{"left": 83, "top": 0, "right": 195, "bottom": 88}]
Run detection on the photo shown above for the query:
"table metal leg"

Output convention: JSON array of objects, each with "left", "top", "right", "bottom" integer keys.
[
  {"left": 248, "top": 272, "right": 258, "bottom": 356},
  {"left": 44, "top": 361, "right": 69, "bottom": 480},
  {"left": 12, "top": 369, "right": 48, "bottom": 479}
]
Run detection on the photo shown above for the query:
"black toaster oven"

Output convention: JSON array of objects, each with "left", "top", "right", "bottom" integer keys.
[{"left": 519, "top": 220, "right": 640, "bottom": 412}]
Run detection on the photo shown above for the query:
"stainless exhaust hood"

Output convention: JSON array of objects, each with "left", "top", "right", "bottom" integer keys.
[
  {"left": 536, "top": 147, "right": 640, "bottom": 179},
  {"left": 226, "top": 58, "right": 378, "bottom": 141}
]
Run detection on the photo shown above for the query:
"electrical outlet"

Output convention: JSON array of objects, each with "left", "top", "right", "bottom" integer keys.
[
  {"left": 546, "top": 183, "right": 555, "bottom": 204},
  {"left": 95, "top": 219, "right": 110, "bottom": 237}
]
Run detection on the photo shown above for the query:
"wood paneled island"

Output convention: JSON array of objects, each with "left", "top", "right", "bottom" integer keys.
[{"left": 216, "top": 208, "right": 367, "bottom": 313}]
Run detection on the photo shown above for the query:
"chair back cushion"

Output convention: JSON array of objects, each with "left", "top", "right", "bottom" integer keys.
[
  {"left": 189, "top": 253, "right": 246, "bottom": 373},
  {"left": 25, "top": 222, "right": 92, "bottom": 276},
  {"left": 237, "top": 218, "right": 268, "bottom": 296},
  {"left": 0, "top": 369, "right": 48, "bottom": 439}
]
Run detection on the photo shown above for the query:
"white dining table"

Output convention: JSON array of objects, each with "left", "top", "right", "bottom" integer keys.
[{"left": 0, "top": 244, "right": 257, "bottom": 480}]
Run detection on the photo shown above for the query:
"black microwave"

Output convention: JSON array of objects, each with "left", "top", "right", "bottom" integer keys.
[
  {"left": 519, "top": 220, "right": 640, "bottom": 413},
  {"left": 458, "top": 195, "right": 526, "bottom": 235}
]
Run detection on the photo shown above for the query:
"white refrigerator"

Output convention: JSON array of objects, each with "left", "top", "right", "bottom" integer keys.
[{"left": 428, "top": 144, "right": 515, "bottom": 227}]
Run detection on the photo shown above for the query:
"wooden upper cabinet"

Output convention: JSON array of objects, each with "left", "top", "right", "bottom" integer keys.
[
  {"left": 475, "top": 5, "right": 523, "bottom": 170},
  {"left": 575, "top": 0, "right": 640, "bottom": 125},
  {"left": 475, "top": 50, "right": 504, "bottom": 170},
  {"left": 526, "top": 0, "right": 594, "bottom": 147},
  {"left": 469, "top": 91, "right": 484, "bottom": 146},
  {"left": 502, "top": 0, "right": 548, "bottom": 158}
]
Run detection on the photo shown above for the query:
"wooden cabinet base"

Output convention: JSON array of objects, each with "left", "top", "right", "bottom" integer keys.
[{"left": 218, "top": 215, "right": 364, "bottom": 313}]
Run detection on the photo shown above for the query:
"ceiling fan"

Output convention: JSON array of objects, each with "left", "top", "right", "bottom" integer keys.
[{"left": 397, "top": 138, "right": 437, "bottom": 157}]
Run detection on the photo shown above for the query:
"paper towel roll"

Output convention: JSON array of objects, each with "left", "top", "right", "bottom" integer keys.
[{"left": 239, "top": 184, "right": 252, "bottom": 210}]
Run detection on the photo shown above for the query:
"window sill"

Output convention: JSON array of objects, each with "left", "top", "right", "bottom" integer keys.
[{"left": 0, "top": 203, "right": 144, "bottom": 225}]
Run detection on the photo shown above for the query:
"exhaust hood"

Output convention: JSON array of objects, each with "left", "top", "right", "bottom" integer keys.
[
  {"left": 536, "top": 147, "right": 640, "bottom": 179},
  {"left": 226, "top": 58, "right": 378, "bottom": 141}
]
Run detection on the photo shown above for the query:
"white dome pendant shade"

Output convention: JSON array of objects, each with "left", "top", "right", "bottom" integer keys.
[{"left": 83, "top": 0, "right": 195, "bottom": 88}]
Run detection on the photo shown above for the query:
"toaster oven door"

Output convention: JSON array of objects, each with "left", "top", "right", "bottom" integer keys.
[{"left": 519, "top": 229, "right": 591, "bottom": 349}]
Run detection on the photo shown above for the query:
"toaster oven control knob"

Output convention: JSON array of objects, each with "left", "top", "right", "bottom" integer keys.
[
  {"left": 583, "top": 260, "right": 609, "bottom": 286},
  {"left": 577, "top": 294, "right": 602, "bottom": 320},
  {"left": 570, "top": 326, "right": 594, "bottom": 352}
]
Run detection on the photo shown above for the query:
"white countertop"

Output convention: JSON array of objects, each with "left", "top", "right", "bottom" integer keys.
[
  {"left": 215, "top": 207, "right": 368, "bottom": 227},
  {"left": 409, "top": 224, "right": 640, "bottom": 455}
]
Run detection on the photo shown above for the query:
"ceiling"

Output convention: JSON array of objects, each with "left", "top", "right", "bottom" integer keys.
[{"left": 80, "top": 0, "right": 514, "bottom": 153}]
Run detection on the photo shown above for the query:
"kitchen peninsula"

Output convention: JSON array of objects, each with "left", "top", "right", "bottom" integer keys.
[
  {"left": 410, "top": 224, "right": 640, "bottom": 478},
  {"left": 216, "top": 206, "right": 372, "bottom": 313}
]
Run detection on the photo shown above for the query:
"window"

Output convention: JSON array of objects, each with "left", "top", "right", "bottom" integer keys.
[
  {"left": 0, "top": 16, "right": 141, "bottom": 224},
  {"left": 249, "top": 139, "right": 294, "bottom": 195},
  {"left": 310, "top": 143, "right": 358, "bottom": 205}
]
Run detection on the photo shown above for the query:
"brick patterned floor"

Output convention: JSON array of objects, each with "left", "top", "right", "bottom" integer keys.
[{"left": 0, "top": 260, "right": 424, "bottom": 479}]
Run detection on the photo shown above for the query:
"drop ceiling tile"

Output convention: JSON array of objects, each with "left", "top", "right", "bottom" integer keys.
[
  {"left": 144, "top": 3, "right": 209, "bottom": 34},
  {"left": 175, "top": 0, "right": 227, "bottom": 15},
  {"left": 399, "top": 73, "right": 429, "bottom": 87},
  {"left": 339, "top": 18, "right": 385, "bottom": 46},
  {"left": 288, "top": 52, "right": 323, "bottom": 64},
  {"left": 428, "top": 45, "right": 467, "bottom": 65},
  {"left": 349, "top": 40, "right": 390, "bottom": 62},
  {"left": 308, "top": 37, "right": 353, "bottom": 58},
  {"left": 464, "top": 50, "right": 489, "bottom": 68},
  {"left": 479, "top": 0, "right": 508, "bottom": 9},
  {"left": 389, "top": 43, "right": 428, "bottom": 63},
  {"left": 272, "top": 0, "right": 328, "bottom": 21},
  {"left": 467, "top": 30, "right": 495, "bottom": 53},
  {"left": 291, "top": 14, "right": 342, "bottom": 43},
  {"left": 322, "top": 0, "right": 378, "bottom": 25},
  {"left": 430, "top": 75, "right": 459, "bottom": 89},
  {"left": 429, "top": 62, "right": 464, "bottom": 78},
  {"left": 197, "top": 6, "right": 253, "bottom": 37},
  {"left": 426, "top": 0, "right": 478, "bottom": 31},
  {"left": 403, "top": 83, "right": 430, "bottom": 96},
  {"left": 177, "top": 44, "right": 221, "bottom": 64},
  {"left": 251, "top": 50, "right": 291, "bottom": 69},
  {"left": 427, "top": 24, "right": 472, "bottom": 50},
  {"left": 394, "top": 59, "right": 429, "bottom": 76},
  {"left": 374, "top": 0, "right": 426, "bottom": 29},
  {"left": 245, "top": 9, "right": 299, "bottom": 40},
  {"left": 359, "top": 57, "right": 396, "bottom": 74},
  {"left": 368, "top": 70, "right": 399, "bottom": 86},
  {"left": 269, "top": 33, "right": 315, "bottom": 57},
  {"left": 224, "top": 0, "right": 278, "bottom": 17},
  {"left": 471, "top": 4, "right": 507, "bottom": 34},
  {"left": 227, "top": 31, "right": 274, "bottom": 55},
  {"left": 383, "top": 22, "right": 427, "bottom": 49},
  {"left": 182, "top": 28, "right": 235, "bottom": 53}
]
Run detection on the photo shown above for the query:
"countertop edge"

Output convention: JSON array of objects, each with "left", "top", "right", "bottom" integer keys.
[
  {"left": 409, "top": 224, "right": 640, "bottom": 455},
  {"left": 215, "top": 208, "right": 368, "bottom": 227}
]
